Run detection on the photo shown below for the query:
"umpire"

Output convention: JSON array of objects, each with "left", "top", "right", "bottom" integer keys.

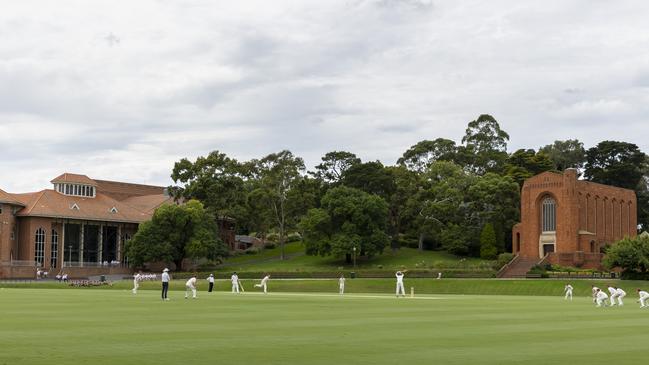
[{"left": 161, "top": 268, "right": 170, "bottom": 300}]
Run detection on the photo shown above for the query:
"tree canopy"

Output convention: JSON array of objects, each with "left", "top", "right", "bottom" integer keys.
[
  {"left": 299, "top": 186, "right": 390, "bottom": 259},
  {"left": 126, "top": 200, "right": 226, "bottom": 270}
]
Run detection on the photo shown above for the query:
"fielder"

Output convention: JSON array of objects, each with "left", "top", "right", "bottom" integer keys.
[
  {"left": 339, "top": 274, "right": 346, "bottom": 295},
  {"left": 132, "top": 271, "right": 142, "bottom": 294},
  {"left": 595, "top": 288, "right": 609, "bottom": 307},
  {"left": 207, "top": 273, "right": 214, "bottom": 293},
  {"left": 608, "top": 285, "right": 618, "bottom": 305},
  {"left": 591, "top": 285, "right": 600, "bottom": 304},
  {"left": 637, "top": 289, "right": 649, "bottom": 308},
  {"left": 254, "top": 274, "right": 270, "bottom": 294},
  {"left": 231, "top": 272, "right": 240, "bottom": 293},
  {"left": 185, "top": 275, "right": 197, "bottom": 299},
  {"left": 615, "top": 287, "right": 626, "bottom": 306},
  {"left": 395, "top": 270, "right": 407, "bottom": 297},
  {"left": 564, "top": 283, "right": 573, "bottom": 301}
]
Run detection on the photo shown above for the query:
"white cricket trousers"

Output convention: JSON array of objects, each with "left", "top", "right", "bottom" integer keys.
[
  {"left": 232, "top": 283, "right": 240, "bottom": 293},
  {"left": 132, "top": 281, "right": 139, "bottom": 294},
  {"left": 617, "top": 293, "right": 626, "bottom": 306},
  {"left": 185, "top": 285, "right": 196, "bottom": 298},
  {"left": 640, "top": 295, "right": 649, "bottom": 308},
  {"left": 609, "top": 294, "right": 618, "bottom": 305},
  {"left": 396, "top": 282, "right": 405, "bottom": 296},
  {"left": 339, "top": 284, "right": 345, "bottom": 295},
  {"left": 255, "top": 283, "right": 267, "bottom": 293},
  {"left": 564, "top": 290, "right": 572, "bottom": 300},
  {"left": 596, "top": 297, "right": 607, "bottom": 307}
]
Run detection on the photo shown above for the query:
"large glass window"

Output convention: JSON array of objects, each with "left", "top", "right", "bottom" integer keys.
[
  {"left": 35, "top": 228, "right": 45, "bottom": 267},
  {"left": 102, "top": 226, "right": 118, "bottom": 263},
  {"left": 542, "top": 197, "right": 556, "bottom": 232},
  {"left": 51, "top": 230, "right": 59, "bottom": 268},
  {"left": 64, "top": 224, "right": 81, "bottom": 263},
  {"left": 84, "top": 225, "right": 99, "bottom": 263}
]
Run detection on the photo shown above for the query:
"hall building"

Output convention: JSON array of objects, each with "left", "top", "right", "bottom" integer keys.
[
  {"left": 0, "top": 173, "right": 173, "bottom": 279},
  {"left": 511, "top": 168, "right": 637, "bottom": 270}
]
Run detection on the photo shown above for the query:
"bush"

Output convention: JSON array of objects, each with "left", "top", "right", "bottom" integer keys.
[
  {"left": 245, "top": 247, "right": 261, "bottom": 255},
  {"left": 479, "top": 224, "right": 498, "bottom": 260},
  {"left": 620, "top": 270, "right": 649, "bottom": 280},
  {"left": 266, "top": 232, "right": 280, "bottom": 242},
  {"left": 264, "top": 242, "right": 277, "bottom": 249},
  {"left": 496, "top": 253, "right": 514, "bottom": 268},
  {"left": 286, "top": 232, "right": 302, "bottom": 243}
]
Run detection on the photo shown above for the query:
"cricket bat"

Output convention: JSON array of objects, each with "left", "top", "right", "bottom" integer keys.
[{"left": 239, "top": 281, "right": 245, "bottom": 292}]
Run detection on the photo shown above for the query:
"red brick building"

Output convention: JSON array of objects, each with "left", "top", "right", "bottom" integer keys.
[
  {"left": 0, "top": 173, "right": 173, "bottom": 279},
  {"left": 512, "top": 168, "right": 637, "bottom": 269}
]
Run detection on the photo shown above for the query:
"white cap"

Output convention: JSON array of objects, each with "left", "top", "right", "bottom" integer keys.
[
  {"left": 163, "top": 268, "right": 169, "bottom": 272},
  {"left": 209, "top": 273, "right": 213, "bottom": 276}
]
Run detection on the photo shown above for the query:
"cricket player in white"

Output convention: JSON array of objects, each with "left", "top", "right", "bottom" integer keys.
[
  {"left": 132, "top": 272, "right": 142, "bottom": 294},
  {"left": 339, "top": 274, "right": 345, "bottom": 295},
  {"left": 591, "top": 286, "right": 600, "bottom": 304},
  {"left": 185, "top": 276, "right": 197, "bottom": 299},
  {"left": 595, "top": 289, "right": 608, "bottom": 307},
  {"left": 231, "top": 272, "right": 240, "bottom": 294},
  {"left": 564, "top": 283, "right": 573, "bottom": 301},
  {"left": 637, "top": 289, "right": 649, "bottom": 308},
  {"left": 395, "top": 270, "right": 407, "bottom": 297},
  {"left": 615, "top": 287, "right": 626, "bottom": 306},
  {"left": 255, "top": 274, "right": 270, "bottom": 294},
  {"left": 607, "top": 286, "right": 618, "bottom": 305}
]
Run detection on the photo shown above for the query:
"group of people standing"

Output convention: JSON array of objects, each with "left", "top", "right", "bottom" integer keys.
[
  {"left": 133, "top": 269, "right": 414, "bottom": 299},
  {"left": 139, "top": 269, "right": 272, "bottom": 300},
  {"left": 564, "top": 283, "right": 649, "bottom": 308}
]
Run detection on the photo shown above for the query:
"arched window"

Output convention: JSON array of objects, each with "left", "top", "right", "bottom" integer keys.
[
  {"left": 35, "top": 228, "right": 46, "bottom": 267},
  {"left": 542, "top": 197, "right": 556, "bottom": 232},
  {"left": 51, "top": 230, "right": 59, "bottom": 268}
]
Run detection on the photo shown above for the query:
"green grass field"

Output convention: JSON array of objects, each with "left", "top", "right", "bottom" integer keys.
[
  {"left": 2, "top": 282, "right": 649, "bottom": 365},
  {"left": 218, "top": 243, "right": 493, "bottom": 272}
]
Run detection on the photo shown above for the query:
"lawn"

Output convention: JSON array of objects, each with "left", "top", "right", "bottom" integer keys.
[
  {"left": 218, "top": 243, "right": 493, "bottom": 272},
  {"left": 1, "top": 285, "right": 649, "bottom": 365}
]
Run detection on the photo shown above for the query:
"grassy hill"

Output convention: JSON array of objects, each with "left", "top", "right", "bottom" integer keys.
[{"left": 213, "top": 243, "right": 496, "bottom": 275}]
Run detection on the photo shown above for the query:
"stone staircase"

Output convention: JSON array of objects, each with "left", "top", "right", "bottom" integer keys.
[{"left": 497, "top": 256, "right": 540, "bottom": 278}]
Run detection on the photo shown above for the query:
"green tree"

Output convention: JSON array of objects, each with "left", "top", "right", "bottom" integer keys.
[
  {"left": 459, "top": 114, "right": 510, "bottom": 175},
  {"left": 126, "top": 200, "right": 226, "bottom": 270},
  {"left": 603, "top": 235, "right": 649, "bottom": 276},
  {"left": 299, "top": 186, "right": 390, "bottom": 259},
  {"left": 313, "top": 151, "right": 361, "bottom": 184},
  {"left": 539, "top": 139, "right": 586, "bottom": 172},
  {"left": 479, "top": 223, "right": 498, "bottom": 259},
  {"left": 169, "top": 151, "right": 247, "bottom": 222},
  {"left": 505, "top": 149, "right": 555, "bottom": 187},
  {"left": 397, "top": 138, "right": 458, "bottom": 173},
  {"left": 466, "top": 173, "right": 520, "bottom": 253},
  {"left": 252, "top": 150, "right": 306, "bottom": 260},
  {"left": 584, "top": 141, "right": 647, "bottom": 189},
  {"left": 340, "top": 161, "right": 396, "bottom": 200}
]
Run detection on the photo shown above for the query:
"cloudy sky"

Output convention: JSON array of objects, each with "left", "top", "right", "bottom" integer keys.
[{"left": 1, "top": 0, "right": 649, "bottom": 192}]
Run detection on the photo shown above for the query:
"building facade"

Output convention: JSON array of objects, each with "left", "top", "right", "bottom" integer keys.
[
  {"left": 0, "top": 173, "right": 173, "bottom": 278},
  {"left": 512, "top": 169, "right": 637, "bottom": 268}
]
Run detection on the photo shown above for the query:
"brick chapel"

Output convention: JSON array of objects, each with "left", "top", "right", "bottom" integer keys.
[{"left": 512, "top": 168, "right": 637, "bottom": 268}]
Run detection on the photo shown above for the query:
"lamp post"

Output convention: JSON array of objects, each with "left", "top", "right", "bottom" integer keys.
[{"left": 353, "top": 246, "right": 357, "bottom": 269}]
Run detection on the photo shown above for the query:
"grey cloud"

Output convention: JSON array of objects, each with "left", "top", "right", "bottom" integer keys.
[{"left": 2, "top": 0, "right": 649, "bottom": 192}]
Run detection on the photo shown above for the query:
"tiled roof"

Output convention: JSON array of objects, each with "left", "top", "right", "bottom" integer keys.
[
  {"left": 2, "top": 173, "right": 172, "bottom": 223},
  {"left": 0, "top": 188, "right": 26, "bottom": 206},
  {"left": 94, "top": 179, "right": 166, "bottom": 201},
  {"left": 122, "top": 194, "right": 175, "bottom": 215},
  {"left": 15, "top": 189, "right": 154, "bottom": 223},
  {"left": 51, "top": 173, "right": 98, "bottom": 186}
]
